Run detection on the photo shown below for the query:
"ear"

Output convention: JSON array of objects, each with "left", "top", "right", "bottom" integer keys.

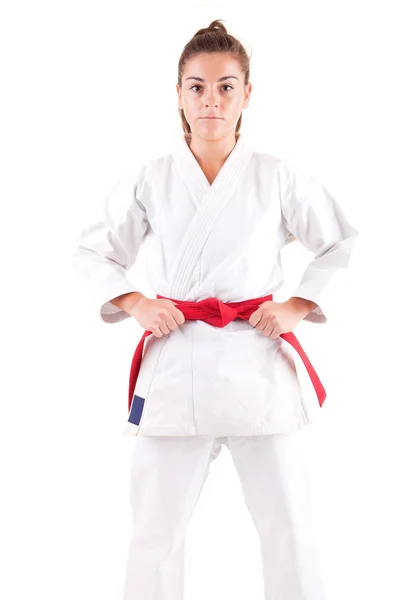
[
  {"left": 243, "top": 82, "right": 252, "bottom": 108},
  {"left": 176, "top": 84, "right": 183, "bottom": 109}
]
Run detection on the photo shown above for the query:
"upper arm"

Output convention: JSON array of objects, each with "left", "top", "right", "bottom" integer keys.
[
  {"left": 77, "top": 164, "right": 150, "bottom": 270},
  {"left": 279, "top": 161, "right": 359, "bottom": 255}
]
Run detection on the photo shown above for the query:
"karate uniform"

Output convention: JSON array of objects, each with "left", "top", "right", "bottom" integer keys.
[
  {"left": 72, "top": 132, "right": 359, "bottom": 438},
  {"left": 72, "top": 133, "right": 359, "bottom": 599}
]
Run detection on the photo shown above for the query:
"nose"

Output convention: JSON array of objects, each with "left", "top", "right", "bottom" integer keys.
[{"left": 204, "top": 89, "right": 219, "bottom": 108}]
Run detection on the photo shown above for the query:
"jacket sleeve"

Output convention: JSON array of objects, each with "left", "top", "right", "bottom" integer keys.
[
  {"left": 279, "top": 160, "right": 360, "bottom": 323},
  {"left": 71, "top": 165, "right": 150, "bottom": 324}
]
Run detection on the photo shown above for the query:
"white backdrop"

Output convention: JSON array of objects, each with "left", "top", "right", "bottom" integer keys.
[{"left": 1, "top": 1, "right": 399, "bottom": 599}]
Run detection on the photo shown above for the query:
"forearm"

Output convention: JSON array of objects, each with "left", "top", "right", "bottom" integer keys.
[{"left": 110, "top": 291, "right": 146, "bottom": 313}]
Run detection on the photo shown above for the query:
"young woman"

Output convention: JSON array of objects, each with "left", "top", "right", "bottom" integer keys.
[{"left": 72, "top": 19, "right": 359, "bottom": 600}]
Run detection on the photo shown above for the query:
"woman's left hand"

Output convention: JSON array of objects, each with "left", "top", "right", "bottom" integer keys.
[{"left": 249, "top": 298, "right": 317, "bottom": 339}]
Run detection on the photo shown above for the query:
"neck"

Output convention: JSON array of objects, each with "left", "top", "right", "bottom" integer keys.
[{"left": 185, "top": 132, "right": 239, "bottom": 167}]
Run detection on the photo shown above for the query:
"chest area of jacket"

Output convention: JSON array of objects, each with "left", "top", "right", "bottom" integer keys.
[{"left": 145, "top": 175, "right": 287, "bottom": 257}]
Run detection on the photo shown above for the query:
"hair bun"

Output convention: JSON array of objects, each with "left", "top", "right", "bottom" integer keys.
[
  {"left": 207, "top": 19, "right": 228, "bottom": 33},
  {"left": 194, "top": 19, "right": 228, "bottom": 37}
]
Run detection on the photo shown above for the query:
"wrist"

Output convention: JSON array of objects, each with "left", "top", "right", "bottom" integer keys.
[{"left": 285, "top": 296, "right": 318, "bottom": 318}]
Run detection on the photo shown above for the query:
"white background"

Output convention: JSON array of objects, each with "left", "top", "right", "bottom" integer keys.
[{"left": 1, "top": 1, "right": 399, "bottom": 598}]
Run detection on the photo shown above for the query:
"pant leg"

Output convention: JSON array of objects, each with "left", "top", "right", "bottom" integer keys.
[
  {"left": 158, "top": 437, "right": 224, "bottom": 600},
  {"left": 122, "top": 435, "right": 223, "bottom": 600},
  {"left": 158, "top": 438, "right": 224, "bottom": 600},
  {"left": 226, "top": 430, "right": 327, "bottom": 600}
]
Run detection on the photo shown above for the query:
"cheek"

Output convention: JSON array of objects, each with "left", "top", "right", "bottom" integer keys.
[
  {"left": 183, "top": 106, "right": 197, "bottom": 123},
  {"left": 228, "top": 96, "right": 243, "bottom": 109},
  {"left": 182, "top": 98, "right": 199, "bottom": 116}
]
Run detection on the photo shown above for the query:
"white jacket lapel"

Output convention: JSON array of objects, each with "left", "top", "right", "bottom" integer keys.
[{"left": 171, "top": 134, "right": 253, "bottom": 298}]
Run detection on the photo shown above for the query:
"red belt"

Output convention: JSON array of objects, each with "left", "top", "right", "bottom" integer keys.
[{"left": 128, "top": 294, "right": 326, "bottom": 413}]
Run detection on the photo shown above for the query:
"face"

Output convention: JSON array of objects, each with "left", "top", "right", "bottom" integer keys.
[{"left": 176, "top": 52, "right": 252, "bottom": 142}]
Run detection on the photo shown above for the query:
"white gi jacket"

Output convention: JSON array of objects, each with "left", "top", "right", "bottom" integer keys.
[{"left": 72, "top": 133, "right": 359, "bottom": 437}]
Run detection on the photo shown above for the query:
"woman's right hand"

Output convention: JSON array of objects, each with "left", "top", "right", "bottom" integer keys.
[{"left": 128, "top": 296, "right": 186, "bottom": 338}]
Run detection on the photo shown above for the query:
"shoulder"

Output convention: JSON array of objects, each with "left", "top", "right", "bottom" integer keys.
[
  {"left": 251, "top": 150, "right": 310, "bottom": 181},
  {"left": 103, "top": 146, "right": 176, "bottom": 214},
  {"left": 106, "top": 163, "right": 148, "bottom": 195},
  {"left": 249, "top": 149, "right": 300, "bottom": 188},
  {"left": 112, "top": 143, "right": 175, "bottom": 190},
  {"left": 99, "top": 163, "right": 152, "bottom": 219},
  {"left": 254, "top": 152, "right": 328, "bottom": 206},
  {"left": 251, "top": 149, "right": 283, "bottom": 170}
]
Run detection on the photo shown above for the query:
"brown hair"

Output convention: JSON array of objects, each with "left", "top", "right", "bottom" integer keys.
[{"left": 177, "top": 19, "right": 251, "bottom": 140}]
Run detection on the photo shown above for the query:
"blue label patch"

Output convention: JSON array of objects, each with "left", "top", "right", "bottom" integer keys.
[{"left": 128, "top": 394, "right": 145, "bottom": 425}]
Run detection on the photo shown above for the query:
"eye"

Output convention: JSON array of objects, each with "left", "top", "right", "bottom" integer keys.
[{"left": 189, "top": 84, "right": 234, "bottom": 92}]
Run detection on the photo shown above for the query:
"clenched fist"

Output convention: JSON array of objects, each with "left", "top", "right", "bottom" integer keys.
[
  {"left": 129, "top": 296, "right": 186, "bottom": 338},
  {"left": 249, "top": 297, "right": 318, "bottom": 339}
]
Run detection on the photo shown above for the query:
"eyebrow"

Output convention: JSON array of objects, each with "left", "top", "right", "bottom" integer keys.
[{"left": 185, "top": 75, "right": 239, "bottom": 82}]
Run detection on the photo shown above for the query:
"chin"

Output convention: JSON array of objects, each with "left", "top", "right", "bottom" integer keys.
[{"left": 196, "top": 126, "right": 227, "bottom": 140}]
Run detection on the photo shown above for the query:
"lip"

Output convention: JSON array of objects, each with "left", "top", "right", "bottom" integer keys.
[{"left": 201, "top": 117, "right": 222, "bottom": 119}]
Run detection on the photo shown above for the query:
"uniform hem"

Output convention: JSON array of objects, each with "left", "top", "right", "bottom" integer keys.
[{"left": 122, "top": 417, "right": 313, "bottom": 437}]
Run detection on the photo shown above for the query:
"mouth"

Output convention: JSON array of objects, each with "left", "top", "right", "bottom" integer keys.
[{"left": 201, "top": 117, "right": 222, "bottom": 119}]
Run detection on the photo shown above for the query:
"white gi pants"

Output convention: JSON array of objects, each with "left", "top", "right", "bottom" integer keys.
[{"left": 122, "top": 430, "right": 327, "bottom": 600}]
